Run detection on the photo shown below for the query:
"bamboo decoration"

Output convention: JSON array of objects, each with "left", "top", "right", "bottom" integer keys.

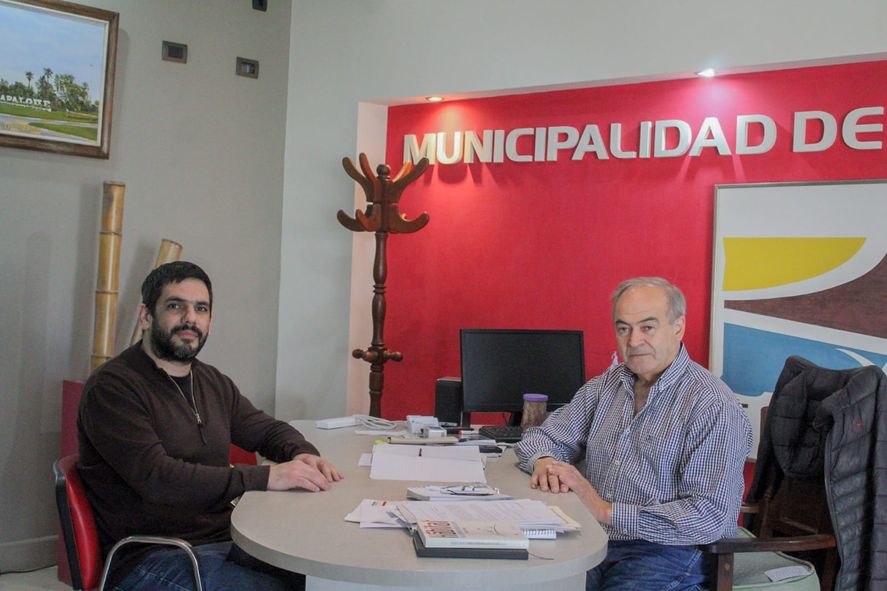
[
  {"left": 338, "top": 153, "right": 430, "bottom": 417},
  {"left": 129, "top": 238, "right": 183, "bottom": 346},
  {"left": 90, "top": 182, "right": 125, "bottom": 371}
]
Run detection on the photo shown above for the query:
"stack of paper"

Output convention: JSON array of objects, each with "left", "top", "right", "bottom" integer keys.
[
  {"left": 406, "top": 486, "right": 514, "bottom": 502},
  {"left": 368, "top": 443, "right": 486, "bottom": 483},
  {"left": 395, "top": 499, "right": 579, "bottom": 536},
  {"left": 344, "top": 499, "right": 403, "bottom": 528},
  {"left": 454, "top": 438, "right": 498, "bottom": 446},
  {"left": 343, "top": 497, "right": 580, "bottom": 539}
]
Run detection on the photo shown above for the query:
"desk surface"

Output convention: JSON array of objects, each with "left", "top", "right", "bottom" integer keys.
[{"left": 231, "top": 421, "right": 607, "bottom": 589}]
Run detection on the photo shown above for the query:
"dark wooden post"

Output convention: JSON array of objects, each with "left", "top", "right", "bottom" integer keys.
[{"left": 338, "top": 154, "right": 429, "bottom": 417}]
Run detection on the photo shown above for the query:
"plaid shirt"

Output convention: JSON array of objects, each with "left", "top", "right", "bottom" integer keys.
[{"left": 515, "top": 345, "right": 752, "bottom": 545}]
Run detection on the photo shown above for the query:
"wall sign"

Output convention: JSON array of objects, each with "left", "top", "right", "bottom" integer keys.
[
  {"left": 710, "top": 179, "right": 887, "bottom": 455},
  {"left": 404, "top": 107, "right": 885, "bottom": 165},
  {"left": 378, "top": 60, "right": 887, "bottom": 422}
]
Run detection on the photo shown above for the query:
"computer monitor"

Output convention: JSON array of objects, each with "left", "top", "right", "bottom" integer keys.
[{"left": 459, "top": 329, "right": 586, "bottom": 418}]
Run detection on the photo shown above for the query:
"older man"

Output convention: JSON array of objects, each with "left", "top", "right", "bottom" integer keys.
[
  {"left": 78, "top": 261, "right": 341, "bottom": 591},
  {"left": 515, "top": 277, "right": 751, "bottom": 591}
]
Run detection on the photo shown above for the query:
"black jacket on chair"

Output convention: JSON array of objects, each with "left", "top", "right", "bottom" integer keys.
[{"left": 748, "top": 356, "right": 887, "bottom": 591}]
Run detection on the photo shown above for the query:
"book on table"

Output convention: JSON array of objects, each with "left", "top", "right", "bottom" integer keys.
[
  {"left": 411, "top": 534, "right": 528, "bottom": 560},
  {"left": 415, "top": 520, "right": 529, "bottom": 549}
]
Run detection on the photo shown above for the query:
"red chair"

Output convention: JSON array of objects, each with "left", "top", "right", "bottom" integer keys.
[
  {"left": 53, "top": 454, "right": 204, "bottom": 591},
  {"left": 57, "top": 380, "right": 255, "bottom": 586},
  {"left": 229, "top": 444, "right": 257, "bottom": 466}
]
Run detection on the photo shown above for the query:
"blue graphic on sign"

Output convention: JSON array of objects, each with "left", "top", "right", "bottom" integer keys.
[{"left": 722, "top": 323, "right": 887, "bottom": 396}]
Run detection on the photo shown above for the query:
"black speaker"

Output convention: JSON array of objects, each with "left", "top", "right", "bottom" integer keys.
[{"left": 435, "top": 377, "right": 466, "bottom": 426}]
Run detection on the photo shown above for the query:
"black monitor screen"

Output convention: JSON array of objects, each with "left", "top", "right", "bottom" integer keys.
[{"left": 460, "top": 329, "right": 586, "bottom": 414}]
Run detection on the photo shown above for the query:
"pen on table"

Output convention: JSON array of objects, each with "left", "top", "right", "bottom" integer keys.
[{"left": 418, "top": 448, "right": 422, "bottom": 457}]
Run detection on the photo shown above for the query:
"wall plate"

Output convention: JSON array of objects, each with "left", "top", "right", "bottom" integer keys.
[
  {"left": 162, "top": 41, "right": 187, "bottom": 63},
  {"left": 236, "top": 57, "right": 259, "bottom": 79}
]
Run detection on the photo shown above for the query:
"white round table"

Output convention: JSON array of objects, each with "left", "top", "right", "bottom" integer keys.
[{"left": 231, "top": 421, "right": 607, "bottom": 590}]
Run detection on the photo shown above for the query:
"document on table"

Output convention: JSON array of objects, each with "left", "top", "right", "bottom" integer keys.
[
  {"left": 368, "top": 444, "right": 486, "bottom": 483},
  {"left": 372, "top": 444, "right": 482, "bottom": 460},
  {"left": 344, "top": 499, "right": 403, "bottom": 528},
  {"left": 406, "top": 486, "right": 514, "bottom": 502},
  {"left": 395, "top": 499, "right": 577, "bottom": 532}
]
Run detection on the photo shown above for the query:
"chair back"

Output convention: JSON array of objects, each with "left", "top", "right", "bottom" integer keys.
[
  {"left": 752, "top": 464, "right": 834, "bottom": 540},
  {"left": 229, "top": 444, "right": 257, "bottom": 465},
  {"left": 54, "top": 454, "right": 103, "bottom": 591},
  {"left": 58, "top": 380, "right": 86, "bottom": 586},
  {"left": 745, "top": 358, "right": 848, "bottom": 590}
]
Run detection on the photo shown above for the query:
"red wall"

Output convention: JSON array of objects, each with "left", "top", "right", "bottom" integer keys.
[{"left": 375, "top": 60, "right": 887, "bottom": 420}]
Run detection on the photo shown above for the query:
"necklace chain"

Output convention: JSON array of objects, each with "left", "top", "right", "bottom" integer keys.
[{"left": 167, "top": 371, "right": 203, "bottom": 427}]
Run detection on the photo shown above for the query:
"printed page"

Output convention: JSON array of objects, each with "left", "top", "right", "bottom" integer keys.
[
  {"left": 369, "top": 453, "right": 486, "bottom": 482},
  {"left": 396, "top": 499, "right": 565, "bottom": 528}
]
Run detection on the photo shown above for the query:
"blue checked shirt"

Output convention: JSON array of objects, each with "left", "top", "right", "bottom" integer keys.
[{"left": 515, "top": 345, "right": 752, "bottom": 545}]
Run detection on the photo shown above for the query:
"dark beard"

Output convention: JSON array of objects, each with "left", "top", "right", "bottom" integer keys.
[{"left": 149, "top": 320, "right": 206, "bottom": 361}]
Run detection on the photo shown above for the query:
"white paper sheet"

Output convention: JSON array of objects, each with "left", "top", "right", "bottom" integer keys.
[
  {"left": 395, "top": 499, "right": 573, "bottom": 530},
  {"left": 406, "top": 486, "right": 514, "bottom": 501},
  {"left": 344, "top": 499, "right": 402, "bottom": 528},
  {"left": 354, "top": 429, "right": 408, "bottom": 436},
  {"left": 369, "top": 453, "right": 487, "bottom": 482},
  {"left": 371, "top": 443, "right": 481, "bottom": 460}
]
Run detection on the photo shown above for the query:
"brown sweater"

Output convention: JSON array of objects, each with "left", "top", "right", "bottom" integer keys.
[{"left": 77, "top": 344, "right": 319, "bottom": 583}]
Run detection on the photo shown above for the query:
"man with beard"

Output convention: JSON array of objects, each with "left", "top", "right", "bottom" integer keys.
[
  {"left": 78, "top": 261, "right": 341, "bottom": 591},
  {"left": 515, "top": 277, "right": 752, "bottom": 591}
]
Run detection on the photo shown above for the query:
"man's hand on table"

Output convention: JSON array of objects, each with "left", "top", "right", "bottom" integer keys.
[
  {"left": 267, "top": 454, "right": 343, "bottom": 492},
  {"left": 530, "top": 457, "right": 612, "bottom": 526}
]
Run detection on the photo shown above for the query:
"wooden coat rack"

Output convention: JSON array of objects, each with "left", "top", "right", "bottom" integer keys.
[{"left": 338, "top": 153, "right": 430, "bottom": 417}]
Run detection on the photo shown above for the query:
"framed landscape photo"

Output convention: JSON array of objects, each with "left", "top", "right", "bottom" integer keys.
[{"left": 0, "top": 0, "right": 118, "bottom": 158}]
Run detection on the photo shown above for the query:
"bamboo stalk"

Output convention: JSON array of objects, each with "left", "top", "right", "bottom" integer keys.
[
  {"left": 129, "top": 238, "right": 183, "bottom": 346},
  {"left": 90, "top": 182, "right": 125, "bottom": 371}
]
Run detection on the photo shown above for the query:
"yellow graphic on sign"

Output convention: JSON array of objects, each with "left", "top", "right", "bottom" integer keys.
[{"left": 723, "top": 237, "right": 865, "bottom": 291}]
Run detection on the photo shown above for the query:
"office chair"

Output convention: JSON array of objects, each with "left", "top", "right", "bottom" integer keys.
[
  {"left": 229, "top": 444, "right": 257, "bottom": 466},
  {"left": 700, "top": 354, "right": 887, "bottom": 590},
  {"left": 53, "top": 454, "right": 204, "bottom": 591},
  {"left": 702, "top": 457, "right": 834, "bottom": 591}
]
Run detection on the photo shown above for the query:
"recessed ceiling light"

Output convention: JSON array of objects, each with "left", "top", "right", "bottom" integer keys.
[
  {"left": 697, "top": 68, "right": 716, "bottom": 78},
  {"left": 426, "top": 96, "right": 444, "bottom": 102}
]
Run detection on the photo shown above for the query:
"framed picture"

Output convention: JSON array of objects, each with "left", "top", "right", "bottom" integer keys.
[
  {"left": 710, "top": 179, "right": 887, "bottom": 455},
  {"left": 0, "top": 0, "right": 118, "bottom": 158}
]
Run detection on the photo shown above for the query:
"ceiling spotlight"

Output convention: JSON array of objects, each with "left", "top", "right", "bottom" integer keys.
[
  {"left": 697, "top": 68, "right": 716, "bottom": 78},
  {"left": 426, "top": 96, "right": 444, "bottom": 102}
]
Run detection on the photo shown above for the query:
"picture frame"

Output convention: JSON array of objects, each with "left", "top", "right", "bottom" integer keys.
[
  {"left": 709, "top": 179, "right": 887, "bottom": 455},
  {"left": 0, "top": 0, "right": 118, "bottom": 158}
]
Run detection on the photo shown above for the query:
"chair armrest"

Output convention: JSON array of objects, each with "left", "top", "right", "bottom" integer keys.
[
  {"left": 703, "top": 533, "right": 835, "bottom": 591},
  {"left": 702, "top": 533, "right": 835, "bottom": 554},
  {"left": 99, "top": 535, "right": 204, "bottom": 591},
  {"left": 738, "top": 501, "right": 759, "bottom": 515}
]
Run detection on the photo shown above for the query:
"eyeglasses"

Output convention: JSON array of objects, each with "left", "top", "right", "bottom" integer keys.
[{"left": 439, "top": 483, "right": 500, "bottom": 496}]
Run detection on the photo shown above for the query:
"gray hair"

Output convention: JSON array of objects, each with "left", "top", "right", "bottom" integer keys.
[{"left": 611, "top": 277, "right": 686, "bottom": 323}]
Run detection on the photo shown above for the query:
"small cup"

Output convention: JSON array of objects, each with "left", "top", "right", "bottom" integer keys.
[{"left": 520, "top": 393, "right": 549, "bottom": 428}]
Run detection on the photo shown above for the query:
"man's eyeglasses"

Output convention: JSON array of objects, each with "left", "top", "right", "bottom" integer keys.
[{"left": 439, "top": 484, "right": 500, "bottom": 496}]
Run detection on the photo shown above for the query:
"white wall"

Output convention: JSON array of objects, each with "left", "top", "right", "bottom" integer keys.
[
  {"left": 3, "top": 0, "right": 886, "bottom": 574},
  {"left": 279, "top": 0, "right": 887, "bottom": 420},
  {"left": 0, "top": 0, "right": 292, "bottom": 570}
]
